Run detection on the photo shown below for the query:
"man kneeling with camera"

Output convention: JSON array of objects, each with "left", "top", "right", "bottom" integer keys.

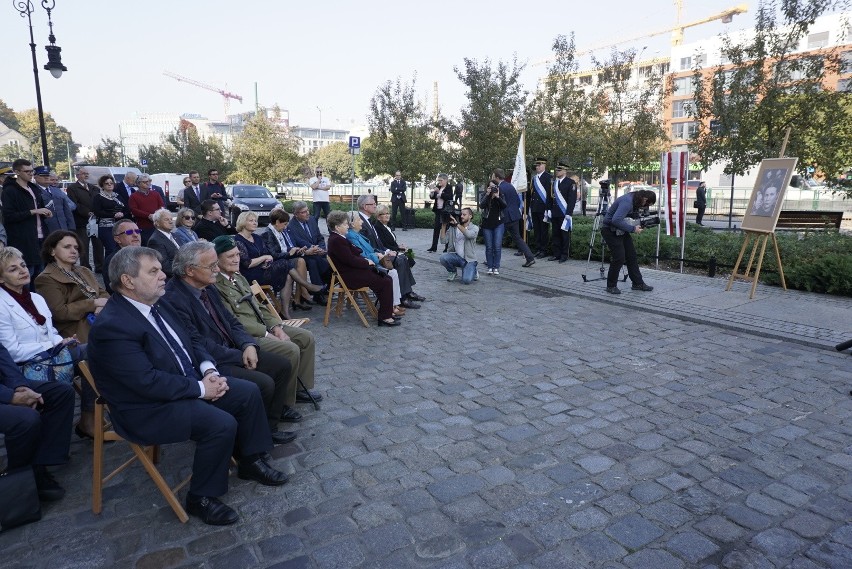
[
  {"left": 601, "top": 188, "right": 657, "bottom": 295},
  {"left": 439, "top": 207, "right": 479, "bottom": 284}
]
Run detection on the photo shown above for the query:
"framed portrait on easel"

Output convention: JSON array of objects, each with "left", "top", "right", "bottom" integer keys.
[{"left": 740, "top": 157, "right": 798, "bottom": 233}]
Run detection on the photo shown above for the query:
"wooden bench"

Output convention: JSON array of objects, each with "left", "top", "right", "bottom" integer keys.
[
  {"left": 775, "top": 210, "right": 843, "bottom": 231},
  {"left": 328, "top": 195, "right": 357, "bottom": 204}
]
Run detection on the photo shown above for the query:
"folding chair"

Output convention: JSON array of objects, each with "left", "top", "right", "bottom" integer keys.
[
  {"left": 324, "top": 257, "right": 378, "bottom": 328},
  {"left": 78, "top": 361, "right": 191, "bottom": 523}
]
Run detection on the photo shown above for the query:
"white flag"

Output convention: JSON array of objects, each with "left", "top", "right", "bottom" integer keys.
[{"left": 511, "top": 131, "right": 527, "bottom": 192}]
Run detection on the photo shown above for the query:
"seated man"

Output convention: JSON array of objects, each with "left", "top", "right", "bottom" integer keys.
[
  {"left": 0, "top": 343, "right": 74, "bottom": 502},
  {"left": 163, "top": 241, "right": 300, "bottom": 445},
  {"left": 211, "top": 235, "right": 322, "bottom": 405},
  {"left": 102, "top": 219, "right": 142, "bottom": 294},
  {"left": 286, "top": 201, "right": 331, "bottom": 289},
  {"left": 88, "top": 246, "right": 287, "bottom": 526},
  {"left": 193, "top": 199, "right": 234, "bottom": 242},
  {"left": 146, "top": 208, "right": 180, "bottom": 279}
]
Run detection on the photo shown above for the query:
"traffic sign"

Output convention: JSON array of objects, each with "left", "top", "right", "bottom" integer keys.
[
  {"left": 140, "top": 158, "right": 148, "bottom": 166},
  {"left": 348, "top": 136, "right": 361, "bottom": 149}
]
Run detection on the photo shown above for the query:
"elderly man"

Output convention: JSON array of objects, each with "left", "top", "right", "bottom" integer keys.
[
  {"left": 193, "top": 199, "right": 233, "bottom": 241},
  {"left": 102, "top": 219, "right": 142, "bottom": 294},
  {"left": 115, "top": 171, "right": 137, "bottom": 205},
  {"left": 147, "top": 208, "right": 180, "bottom": 278},
  {"left": 67, "top": 167, "right": 104, "bottom": 272},
  {"left": 212, "top": 235, "right": 323, "bottom": 405},
  {"left": 129, "top": 174, "right": 165, "bottom": 244},
  {"left": 88, "top": 246, "right": 287, "bottom": 525},
  {"left": 286, "top": 200, "right": 330, "bottom": 290},
  {"left": 163, "top": 242, "right": 299, "bottom": 445}
]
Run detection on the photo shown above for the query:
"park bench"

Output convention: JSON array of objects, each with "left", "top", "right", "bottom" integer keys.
[{"left": 775, "top": 210, "right": 843, "bottom": 231}]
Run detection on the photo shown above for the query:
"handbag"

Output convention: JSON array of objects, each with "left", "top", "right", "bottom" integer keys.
[
  {"left": 0, "top": 466, "right": 42, "bottom": 531},
  {"left": 19, "top": 344, "right": 75, "bottom": 384},
  {"left": 693, "top": 200, "right": 700, "bottom": 208},
  {"left": 86, "top": 216, "right": 98, "bottom": 238}
]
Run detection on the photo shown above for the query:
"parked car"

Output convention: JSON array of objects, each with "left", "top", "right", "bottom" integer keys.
[
  {"left": 227, "top": 184, "right": 280, "bottom": 226},
  {"left": 150, "top": 173, "right": 188, "bottom": 211}
]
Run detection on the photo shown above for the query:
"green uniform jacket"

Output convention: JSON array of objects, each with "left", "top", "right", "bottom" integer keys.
[{"left": 214, "top": 272, "right": 278, "bottom": 337}]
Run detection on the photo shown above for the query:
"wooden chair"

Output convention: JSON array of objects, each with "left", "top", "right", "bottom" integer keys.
[
  {"left": 324, "top": 257, "right": 378, "bottom": 328},
  {"left": 250, "top": 280, "right": 310, "bottom": 328},
  {"left": 78, "top": 361, "right": 191, "bottom": 523}
]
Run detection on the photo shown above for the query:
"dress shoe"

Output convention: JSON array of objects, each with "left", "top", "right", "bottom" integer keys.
[
  {"left": 606, "top": 286, "right": 621, "bottom": 294},
  {"left": 407, "top": 292, "right": 426, "bottom": 302},
  {"left": 548, "top": 256, "right": 559, "bottom": 261},
  {"left": 186, "top": 495, "right": 239, "bottom": 525},
  {"left": 514, "top": 251, "right": 523, "bottom": 256},
  {"left": 34, "top": 466, "right": 65, "bottom": 502},
  {"left": 378, "top": 318, "right": 401, "bottom": 327},
  {"left": 535, "top": 252, "right": 547, "bottom": 259},
  {"left": 401, "top": 299, "right": 420, "bottom": 309},
  {"left": 426, "top": 248, "right": 437, "bottom": 253},
  {"left": 631, "top": 283, "right": 654, "bottom": 291},
  {"left": 280, "top": 406, "right": 303, "bottom": 423},
  {"left": 558, "top": 257, "right": 568, "bottom": 263},
  {"left": 313, "top": 293, "right": 328, "bottom": 305},
  {"left": 237, "top": 458, "right": 289, "bottom": 486},
  {"left": 296, "top": 389, "right": 323, "bottom": 403},
  {"left": 522, "top": 258, "right": 536, "bottom": 268},
  {"left": 293, "top": 302, "right": 313, "bottom": 311},
  {"left": 270, "top": 430, "right": 297, "bottom": 445},
  {"left": 300, "top": 297, "right": 316, "bottom": 305}
]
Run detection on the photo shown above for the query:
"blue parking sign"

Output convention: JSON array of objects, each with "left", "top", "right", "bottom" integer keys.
[{"left": 348, "top": 136, "right": 360, "bottom": 149}]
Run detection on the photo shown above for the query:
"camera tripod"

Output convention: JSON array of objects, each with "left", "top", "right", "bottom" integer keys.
[{"left": 581, "top": 189, "right": 627, "bottom": 283}]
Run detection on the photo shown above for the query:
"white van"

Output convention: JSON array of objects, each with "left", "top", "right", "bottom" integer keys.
[
  {"left": 79, "top": 166, "right": 142, "bottom": 187},
  {"left": 150, "top": 173, "right": 188, "bottom": 211}
]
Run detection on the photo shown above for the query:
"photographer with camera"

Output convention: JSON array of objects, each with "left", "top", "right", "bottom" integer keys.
[
  {"left": 600, "top": 188, "right": 656, "bottom": 295},
  {"left": 439, "top": 207, "right": 479, "bottom": 284},
  {"left": 426, "top": 174, "right": 454, "bottom": 253},
  {"left": 478, "top": 178, "right": 508, "bottom": 274}
]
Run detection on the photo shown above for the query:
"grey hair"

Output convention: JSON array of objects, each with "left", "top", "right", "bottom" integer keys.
[
  {"left": 346, "top": 211, "right": 358, "bottom": 223},
  {"left": 109, "top": 246, "right": 162, "bottom": 292},
  {"left": 326, "top": 210, "right": 348, "bottom": 231},
  {"left": 356, "top": 194, "right": 374, "bottom": 210},
  {"left": 173, "top": 241, "right": 215, "bottom": 278},
  {"left": 124, "top": 171, "right": 138, "bottom": 181},
  {"left": 0, "top": 247, "right": 25, "bottom": 270},
  {"left": 176, "top": 207, "right": 195, "bottom": 222},
  {"left": 437, "top": 173, "right": 449, "bottom": 181},
  {"left": 112, "top": 218, "right": 139, "bottom": 236},
  {"left": 137, "top": 173, "right": 152, "bottom": 183},
  {"left": 375, "top": 203, "right": 389, "bottom": 216},
  {"left": 152, "top": 208, "right": 172, "bottom": 227},
  {"left": 292, "top": 200, "right": 308, "bottom": 213}
]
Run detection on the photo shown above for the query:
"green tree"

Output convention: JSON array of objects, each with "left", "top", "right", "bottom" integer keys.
[
  {"left": 139, "top": 121, "right": 232, "bottom": 177},
  {"left": 311, "top": 142, "right": 355, "bottom": 183},
  {"left": 93, "top": 137, "right": 123, "bottom": 166},
  {"left": 591, "top": 48, "right": 669, "bottom": 184},
  {"left": 452, "top": 57, "right": 527, "bottom": 186},
  {"left": 0, "top": 99, "right": 19, "bottom": 130},
  {"left": 14, "top": 108, "right": 79, "bottom": 167},
  {"left": 690, "top": 0, "right": 852, "bottom": 194},
  {"left": 231, "top": 110, "right": 301, "bottom": 183},
  {"left": 360, "top": 75, "right": 448, "bottom": 185}
]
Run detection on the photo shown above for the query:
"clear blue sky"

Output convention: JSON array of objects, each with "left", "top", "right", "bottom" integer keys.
[{"left": 2, "top": 0, "right": 758, "bottom": 146}]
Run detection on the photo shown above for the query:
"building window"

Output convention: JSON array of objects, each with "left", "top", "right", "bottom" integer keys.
[
  {"left": 807, "top": 31, "right": 829, "bottom": 49},
  {"left": 673, "top": 76, "right": 695, "bottom": 95},
  {"left": 839, "top": 78, "right": 852, "bottom": 92},
  {"left": 841, "top": 50, "right": 852, "bottom": 75},
  {"left": 671, "top": 100, "right": 693, "bottom": 119},
  {"left": 694, "top": 53, "right": 707, "bottom": 67},
  {"left": 680, "top": 56, "right": 692, "bottom": 70},
  {"left": 671, "top": 121, "right": 698, "bottom": 140},
  {"left": 579, "top": 75, "right": 592, "bottom": 85}
]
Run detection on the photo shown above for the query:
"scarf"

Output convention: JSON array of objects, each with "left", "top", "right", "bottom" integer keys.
[{"left": 1, "top": 283, "right": 46, "bottom": 325}]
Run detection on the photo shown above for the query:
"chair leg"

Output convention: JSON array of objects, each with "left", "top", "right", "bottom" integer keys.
[
  {"left": 131, "top": 444, "right": 190, "bottom": 523},
  {"left": 92, "top": 403, "right": 105, "bottom": 515}
]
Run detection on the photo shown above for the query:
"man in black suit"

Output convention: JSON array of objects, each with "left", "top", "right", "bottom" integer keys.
[
  {"left": 0, "top": 343, "right": 74, "bottom": 502},
  {"left": 193, "top": 200, "right": 233, "bottom": 241},
  {"left": 183, "top": 171, "right": 204, "bottom": 215},
  {"left": 287, "top": 201, "right": 331, "bottom": 289},
  {"left": 388, "top": 171, "right": 406, "bottom": 230},
  {"left": 163, "top": 241, "right": 300, "bottom": 444},
  {"left": 88, "top": 246, "right": 287, "bottom": 525},
  {"left": 114, "top": 171, "right": 137, "bottom": 206},
  {"left": 147, "top": 208, "right": 180, "bottom": 278},
  {"left": 67, "top": 168, "right": 104, "bottom": 271},
  {"left": 549, "top": 162, "right": 578, "bottom": 263},
  {"left": 529, "top": 157, "right": 552, "bottom": 258},
  {"left": 200, "top": 168, "right": 228, "bottom": 213}
]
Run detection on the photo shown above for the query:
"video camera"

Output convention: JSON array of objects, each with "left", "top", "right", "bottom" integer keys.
[{"left": 630, "top": 207, "right": 661, "bottom": 229}]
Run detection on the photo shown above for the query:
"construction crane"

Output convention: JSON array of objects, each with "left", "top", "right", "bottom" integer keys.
[
  {"left": 162, "top": 71, "right": 243, "bottom": 115},
  {"left": 534, "top": 3, "right": 748, "bottom": 66}
]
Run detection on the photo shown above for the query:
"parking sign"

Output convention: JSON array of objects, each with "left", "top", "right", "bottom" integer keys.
[{"left": 348, "top": 136, "right": 360, "bottom": 149}]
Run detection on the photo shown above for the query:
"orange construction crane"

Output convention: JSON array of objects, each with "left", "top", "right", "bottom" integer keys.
[{"left": 163, "top": 71, "right": 243, "bottom": 115}]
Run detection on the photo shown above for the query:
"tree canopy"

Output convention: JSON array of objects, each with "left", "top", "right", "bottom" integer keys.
[
  {"left": 138, "top": 121, "right": 231, "bottom": 178},
  {"left": 231, "top": 110, "right": 302, "bottom": 183},
  {"left": 310, "top": 142, "right": 355, "bottom": 183}
]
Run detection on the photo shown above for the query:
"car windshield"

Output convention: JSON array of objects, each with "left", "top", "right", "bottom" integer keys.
[{"left": 233, "top": 186, "right": 273, "bottom": 199}]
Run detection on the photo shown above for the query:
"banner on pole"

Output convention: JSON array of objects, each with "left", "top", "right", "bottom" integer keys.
[
  {"left": 661, "top": 151, "right": 688, "bottom": 237},
  {"left": 511, "top": 131, "right": 527, "bottom": 194}
]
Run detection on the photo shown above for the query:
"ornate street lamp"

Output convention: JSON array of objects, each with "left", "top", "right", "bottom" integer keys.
[{"left": 12, "top": 0, "right": 68, "bottom": 168}]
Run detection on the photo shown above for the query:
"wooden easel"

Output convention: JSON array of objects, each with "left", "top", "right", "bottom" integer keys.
[
  {"left": 725, "top": 128, "right": 791, "bottom": 299},
  {"left": 725, "top": 229, "right": 787, "bottom": 299}
]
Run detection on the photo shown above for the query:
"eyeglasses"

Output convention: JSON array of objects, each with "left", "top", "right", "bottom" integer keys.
[
  {"left": 103, "top": 181, "right": 115, "bottom": 186},
  {"left": 183, "top": 215, "right": 195, "bottom": 220},
  {"left": 315, "top": 171, "right": 323, "bottom": 174},
  {"left": 116, "top": 229, "right": 142, "bottom": 236},
  {"left": 192, "top": 262, "right": 220, "bottom": 272}
]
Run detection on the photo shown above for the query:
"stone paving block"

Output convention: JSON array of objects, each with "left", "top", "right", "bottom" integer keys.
[
  {"left": 466, "top": 541, "right": 518, "bottom": 569},
  {"left": 750, "top": 527, "right": 807, "bottom": 558},
  {"left": 497, "top": 424, "right": 541, "bottom": 442},
  {"left": 503, "top": 532, "right": 539, "bottom": 561},
  {"left": 657, "top": 473, "right": 693, "bottom": 492},
  {"left": 303, "top": 515, "right": 359, "bottom": 543},
  {"left": 312, "top": 538, "right": 365, "bottom": 569},
  {"left": 361, "top": 521, "right": 415, "bottom": 556},
  {"left": 805, "top": 540, "right": 852, "bottom": 568},
  {"left": 722, "top": 504, "right": 773, "bottom": 531},
  {"left": 568, "top": 506, "right": 610, "bottom": 530},
  {"left": 629, "top": 481, "right": 669, "bottom": 504},
  {"left": 640, "top": 502, "right": 692, "bottom": 529},
  {"left": 577, "top": 455, "right": 616, "bottom": 474},
  {"left": 479, "top": 465, "right": 515, "bottom": 486},
  {"left": 666, "top": 531, "right": 720, "bottom": 564},
  {"left": 744, "top": 492, "right": 793, "bottom": 517},
  {"left": 605, "top": 514, "right": 665, "bottom": 549},
  {"left": 694, "top": 515, "right": 747, "bottom": 543},
  {"left": 575, "top": 531, "right": 628, "bottom": 564},
  {"left": 427, "top": 474, "right": 486, "bottom": 504},
  {"left": 623, "top": 549, "right": 685, "bottom": 569},
  {"left": 257, "top": 534, "right": 305, "bottom": 564},
  {"left": 442, "top": 495, "right": 496, "bottom": 524}
]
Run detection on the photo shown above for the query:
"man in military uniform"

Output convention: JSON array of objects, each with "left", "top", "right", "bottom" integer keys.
[
  {"left": 529, "top": 157, "right": 552, "bottom": 258},
  {"left": 549, "top": 162, "right": 578, "bottom": 263}
]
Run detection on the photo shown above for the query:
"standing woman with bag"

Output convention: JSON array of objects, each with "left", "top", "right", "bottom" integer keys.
[
  {"left": 91, "top": 175, "right": 131, "bottom": 257},
  {"left": 35, "top": 231, "right": 109, "bottom": 439}
]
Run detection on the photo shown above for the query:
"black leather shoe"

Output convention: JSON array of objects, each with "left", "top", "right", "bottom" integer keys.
[
  {"left": 558, "top": 257, "right": 568, "bottom": 263},
  {"left": 378, "top": 318, "right": 401, "bottom": 327},
  {"left": 606, "top": 286, "right": 621, "bottom": 294},
  {"left": 401, "top": 299, "right": 420, "bottom": 309},
  {"left": 426, "top": 248, "right": 437, "bottom": 253},
  {"left": 34, "top": 467, "right": 65, "bottom": 502},
  {"left": 296, "top": 390, "right": 323, "bottom": 403},
  {"left": 407, "top": 292, "right": 426, "bottom": 302},
  {"left": 280, "top": 406, "right": 303, "bottom": 423},
  {"left": 271, "top": 430, "right": 297, "bottom": 445},
  {"left": 535, "top": 252, "right": 547, "bottom": 259},
  {"left": 237, "top": 458, "right": 289, "bottom": 486},
  {"left": 186, "top": 495, "right": 239, "bottom": 525},
  {"left": 632, "top": 283, "right": 654, "bottom": 291},
  {"left": 514, "top": 251, "right": 523, "bottom": 256},
  {"left": 313, "top": 293, "right": 328, "bottom": 305},
  {"left": 548, "top": 256, "right": 559, "bottom": 261},
  {"left": 293, "top": 303, "right": 313, "bottom": 311},
  {"left": 522, "top": 259, "right": 536, "bottom": 268}
]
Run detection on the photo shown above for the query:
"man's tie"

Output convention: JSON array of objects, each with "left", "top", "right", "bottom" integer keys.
[
  {"left": 193, "top": 186, "right": 200, "bottom": 200},
  {"left": 150, "top": 305, "right": 200, "bottom": 380},
  {"left": 200, "top": 289, "right": 235, "bottom": 347},
  {"left": 302, "top": 222, "right": 311, "bottom": 239},
  {"left": 282, "top": 230, "right": 292, "bottom": 249}
]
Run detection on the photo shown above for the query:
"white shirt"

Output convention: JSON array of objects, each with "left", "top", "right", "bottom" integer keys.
[
  {"left": 157, "top": 228, "right": 178, "bottom": 246},
  {"left": 309, "top": 176, "right": 331, "bottom": 202}
]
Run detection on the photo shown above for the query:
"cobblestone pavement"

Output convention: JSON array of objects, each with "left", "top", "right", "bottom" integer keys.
[{"left": 1, "top": 229, "right": 850, "bottom": 569}]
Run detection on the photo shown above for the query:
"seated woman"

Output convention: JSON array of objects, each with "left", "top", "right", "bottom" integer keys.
[
  {"left": 233, "top": 211, "right": 323, "bottom": 313},
  {"left": 260, "top": 208, "right": 323, "bottom": 309},
  {"left": 345, "top": 211, "right": 405, "bottom": 318},
  {"left": 92, "top": 175, "right": 131, "bottom": 257},
  {"left": 35, "top": 231, "right": 109, "bottom": 439},
  {"left": 173, "top": 206, "right": 200, "bottom": 246},
  {"left": 326, "top": 210, "right": 398, "bottom": 327},
  {"left": 373, "top": 204, "right": 425, "bottom": 303}
]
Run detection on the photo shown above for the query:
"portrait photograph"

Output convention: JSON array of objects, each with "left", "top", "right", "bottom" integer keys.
[{"left": 741, "top": 158, "right": 798, "bottom": 233}]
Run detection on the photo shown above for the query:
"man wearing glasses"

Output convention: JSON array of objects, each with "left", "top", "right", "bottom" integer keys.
[
  {"left": 309, "top": 166, "right": 332, "bottom": 221},
  {"left": 1, "top": 159, "right": 52, "bottom": 280},
  {"left": 194, "top": 199, "right": 234, "bottom": 242},
  {"left": 201, "top": 169, "right": 228, "bottom": 213},
  {"left": 67, "top": 167, "right": 105, "bottom": 272},
  {"left": 102, "top": 219, "right": 142, "bottom": 294}
]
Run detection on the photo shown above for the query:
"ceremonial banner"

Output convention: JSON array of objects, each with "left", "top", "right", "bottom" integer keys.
[
  {"left": 511, "top": 131, "right": 527, "bottom": 194},
  {"left": 661, "top": 151, "right": 688, "bottom": 237}
]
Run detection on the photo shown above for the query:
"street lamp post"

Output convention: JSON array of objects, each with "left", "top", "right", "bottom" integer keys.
[{"left": 13, "top": 0, "right": 67, "bottom": 169}]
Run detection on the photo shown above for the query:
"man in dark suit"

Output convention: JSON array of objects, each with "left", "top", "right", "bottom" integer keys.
[
  {"left": 388, "top": 171, "right": 406, "bottom": 230},
  {"left": 67, "top": 167, "right": 105, "bottom": 272},
  {"left": 193, "top": 200, "right": 233, "bottom": 241},
  {"left": 182, "top": 171, "right": 204, "bottom": 215},
  {"left": 529, "top": 157, "right": 552, "bottom": 258},
  {"left": 147, "top": 208, "right": 180, "bottom": 279},
  {"left": 114, "top": 171, "right": 137, "bottom": 206},
  {"left": 88, "top": 246, "right": 288, "bottom": 525},
  {"left": 0, "top": 342, "right": 74, "bottom": 502},
  {"left": 163, "top": 241, "right": 300, "bottom": 444},
  {"left": 287, "top": 201, "right": 331, "bottom": 289},
  {"left": 549, "top": 162, "right": 578, "bottom": 263},
  {"left": 200, "top": 168, "right": 228, "bottom": 213}
]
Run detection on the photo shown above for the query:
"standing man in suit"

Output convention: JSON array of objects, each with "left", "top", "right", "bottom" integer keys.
[
  {"left": 163, "top": 241, "right": 299, "bottom": 445},
  {"left": 529, "top": 157, "right": 552, "bottom": 259},
  {"left": 549, "top": 162, "right": 578, "bottom": 263},
  {"left": 114, "top": 171, "right": 137, "bottom": 205},
  {"left": 183, "top": 171, "right": 204, "bottom": 215},
  {"left": 309, "top": 166, "right": 332, "bottom": 221},
  {"left": 146, "top": 209, "right": 180, "bottom": 279},
  {"left": 67, "top": 167, "right": 104, "bottom": 272},
  {"left": 88, "top": 246, "right": 288, "bottom": 525},
  {"left": 34, "top": 167, "right": 75, "bottom": 233},
  {"left": 200, "top": 168, "right": 227, "bottom": 214},
  {"left": 494, "top": 168, "right": 536, "bottom": 268},
  {"left": 287, "top": 201, "right": 331, "bottom": 289},
  {"left": 388, "top": 171, "right": 406, "bottom": 231}
]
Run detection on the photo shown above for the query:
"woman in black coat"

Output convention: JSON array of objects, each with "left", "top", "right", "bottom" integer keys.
[{"left": 91, "top": 176, "right": 131, "bottom": 256}]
